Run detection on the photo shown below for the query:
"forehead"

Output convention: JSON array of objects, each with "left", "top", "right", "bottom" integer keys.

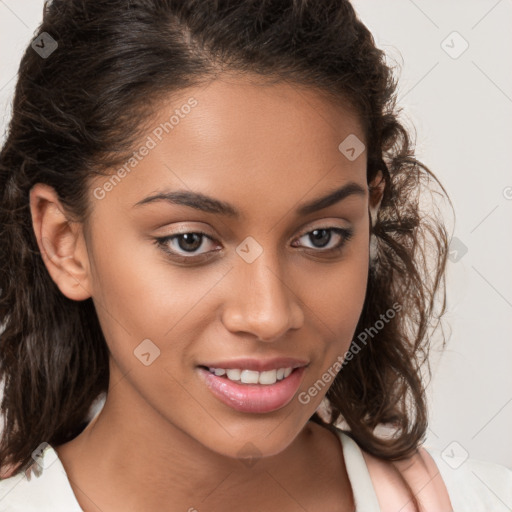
[
  {"left": 165, "top": 73, "right": 364, "bottom": 157},
  {"left": 90, "top": 75, "right": 367, "bottom": 219}
]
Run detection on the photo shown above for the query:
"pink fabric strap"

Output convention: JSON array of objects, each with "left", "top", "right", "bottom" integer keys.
[{"left": 361, "top": 445, "right": 454, "bottom": 511}]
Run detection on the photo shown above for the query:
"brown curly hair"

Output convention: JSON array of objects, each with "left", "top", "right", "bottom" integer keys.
[{"left": 0, "top": 0, "right": 452, "bottom": 501}]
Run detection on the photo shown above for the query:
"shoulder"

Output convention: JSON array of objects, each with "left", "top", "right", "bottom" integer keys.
[
  {"left": 360, "top": 440, "right": 512, "bottom": 512},
  {"left": 0, "top": 444, "right": 82, "bottom": 511}
]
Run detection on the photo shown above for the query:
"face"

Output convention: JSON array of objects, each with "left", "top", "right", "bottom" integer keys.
[{"left": 38, "top": 74, "right": 379, "bottom": 460}]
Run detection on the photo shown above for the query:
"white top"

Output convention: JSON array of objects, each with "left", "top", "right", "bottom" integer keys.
[
  {"left": 0, "top": 429, "right": 511, "bottom": 511},
  {"left": 339, "top": 433, "right": 512, "bottom": 511}
]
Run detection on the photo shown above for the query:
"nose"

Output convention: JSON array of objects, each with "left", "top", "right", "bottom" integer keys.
[{"left": 221, "top": 252, "right": 304, "bottom": 342}]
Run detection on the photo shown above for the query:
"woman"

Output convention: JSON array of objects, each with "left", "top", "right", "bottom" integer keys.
[{"left": 0, "top": 1, "right": 510, "bottom": 511}]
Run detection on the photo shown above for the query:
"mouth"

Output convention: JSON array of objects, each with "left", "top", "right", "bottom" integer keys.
[{"left": 196, "top": 365, "right": 307, "bottom": 414}]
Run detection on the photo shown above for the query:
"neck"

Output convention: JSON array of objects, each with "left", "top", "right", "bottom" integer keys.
[{"left": 55, "top": 372, "right": 327, "bottom": 511}]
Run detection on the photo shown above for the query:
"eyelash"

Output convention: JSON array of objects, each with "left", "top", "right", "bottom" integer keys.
[{"left": 153, "top": 226, "right": 354, "bottom": 263}]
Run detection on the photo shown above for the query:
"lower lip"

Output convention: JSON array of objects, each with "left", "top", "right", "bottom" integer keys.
[{"left": 197, "top": 366, "right": 306, "bottom": 414}]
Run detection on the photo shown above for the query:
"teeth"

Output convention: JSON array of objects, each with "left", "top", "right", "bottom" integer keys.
[
  {"left": 226, "top": 369, "right": 241, "bottom": 381},
  {"left": 258, "top": 370, "right": 277, "bottom": 385},
  {"left": 207, "top": 366, "right": 294, "bottom": 385},
  {"left": 241, "top": 369, "right": 260, "bottom": 384}
]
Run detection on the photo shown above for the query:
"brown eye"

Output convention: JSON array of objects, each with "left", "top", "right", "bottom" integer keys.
[
  {"left": 307, "top": 229, "right": 332, "bottom": 248},
  {"left": 173, "top": 233, "right": 204, "bottom": 252},
  {"left": 154, "top": 231, "right": 219, "bottom": 260},
  {"left": 293, "top": 227, "right": 354, "bottom": 252}
]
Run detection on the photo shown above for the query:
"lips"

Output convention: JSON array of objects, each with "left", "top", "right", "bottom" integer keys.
[
  {"left": 197, "top": 365, "right": 307, "bottom": 413},
  {"left": 196, "top": 357, "right": 309, "bottom": 413}
]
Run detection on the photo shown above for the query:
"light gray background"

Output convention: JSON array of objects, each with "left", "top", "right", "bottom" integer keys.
[{"left": 1, "top": 0, "right": 511, "bottom": 469}]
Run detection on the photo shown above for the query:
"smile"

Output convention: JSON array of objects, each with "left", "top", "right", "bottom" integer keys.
[{"left": 197, "top": 366, "right": 307, "bottom": 414}]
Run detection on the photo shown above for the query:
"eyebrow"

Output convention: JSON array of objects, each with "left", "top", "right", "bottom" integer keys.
[{"left": 133, "top": 181, "right": 366, "bottom": 218}]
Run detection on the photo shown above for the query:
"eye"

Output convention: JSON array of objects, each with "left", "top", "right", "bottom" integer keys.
[
  {"left": 292, "top": 227, "right": 354, "bottom": 254},
  {"left": 154, "top": 231, "right": 220, "bottom": 262}
]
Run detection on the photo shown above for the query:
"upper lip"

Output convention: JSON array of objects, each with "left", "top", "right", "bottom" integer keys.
[{"left": 198, "top": 357, "right": 309, "bottom": 372}]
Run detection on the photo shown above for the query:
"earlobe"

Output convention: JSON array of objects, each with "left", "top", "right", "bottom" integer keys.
[{"left": 29, "top": 183, "right": 92, "bottom": 301}]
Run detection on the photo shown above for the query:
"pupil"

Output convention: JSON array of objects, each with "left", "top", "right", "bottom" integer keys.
[
  {"left": 311, "top": 229, "right": 330, "bottom": 248},
  {"left": 179, "top": 233, "right": 202, "bottom": 252}
]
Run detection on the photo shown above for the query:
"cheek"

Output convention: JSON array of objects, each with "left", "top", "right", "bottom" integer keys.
[
  {"left": 300, "top": 239, "right": 370, "bottom": 379},
  {"left": 304, "top": 235, "right": 369, "bottom": 335},
  {"left": 87, "top": 223, "right": 224, "bottom": 365}
]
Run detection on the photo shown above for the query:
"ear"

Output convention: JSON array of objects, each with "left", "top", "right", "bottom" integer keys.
[
  {"left": 368, "top": 170, "right": 385, "bottom": 227},
  {"left": 29, "top": 183, "right": 92, "bottom": 301}
]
